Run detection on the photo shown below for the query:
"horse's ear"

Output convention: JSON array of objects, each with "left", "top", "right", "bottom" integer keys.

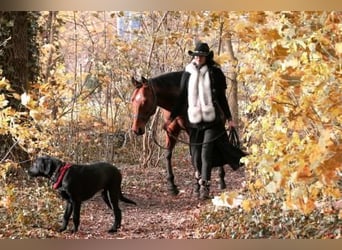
[
  {"left": 131, "top": 76, "right": 142, "bottom": 88},
  {"left": 141, "top": 76, "right": 148, "bottom": 85}
]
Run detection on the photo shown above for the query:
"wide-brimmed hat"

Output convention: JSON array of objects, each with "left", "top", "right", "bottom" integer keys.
[{"left": 188, "top": 42, "right": 213, "bottom": 57}]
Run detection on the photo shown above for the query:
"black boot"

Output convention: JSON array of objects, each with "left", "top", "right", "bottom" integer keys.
[
  {"left": 193, "top": 171, "right": 200, "bottom": 197},
  {"left": 199, "top": 179, "right": 211, "bottom": 200}
]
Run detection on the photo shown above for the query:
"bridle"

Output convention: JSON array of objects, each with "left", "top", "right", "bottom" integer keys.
[{"left": 131, "top": 80, "right": 158, "bottom": 122}]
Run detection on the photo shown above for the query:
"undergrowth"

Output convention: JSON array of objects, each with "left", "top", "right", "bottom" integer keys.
[{"left": 196, "top": 200, "right": 341, "bottom": 239}]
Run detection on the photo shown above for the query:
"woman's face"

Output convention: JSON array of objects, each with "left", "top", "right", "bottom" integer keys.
[{"left": 194, "top": 55, "right": 207, "bottom": 67}]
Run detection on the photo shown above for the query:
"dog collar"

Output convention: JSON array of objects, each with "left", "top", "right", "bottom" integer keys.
[{"left": 53, "top": 163, "right": 72, "bottom": 189}]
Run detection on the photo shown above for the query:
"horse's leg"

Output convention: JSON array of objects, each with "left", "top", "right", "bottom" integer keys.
[
  {"left": 165, "top": 133, "right": 179, "bottom": 195},
  {"left": 218, "top": 166, "right": 226, "bottom": 189}
]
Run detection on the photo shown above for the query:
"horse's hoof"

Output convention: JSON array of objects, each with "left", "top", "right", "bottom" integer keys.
[
  {"left": 219, "top": 183, "right": 226, "bottom": 189},
  {"left": 168, "top": 186, "right": 179, "bottom": 196}
]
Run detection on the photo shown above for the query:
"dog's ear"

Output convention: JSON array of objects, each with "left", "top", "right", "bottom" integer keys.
[
  {"left": 39, "top": 156, "right": 57, "bottom": 176},
  {"left": 41, "top": 157, "right": 54, "bottom": 176}
]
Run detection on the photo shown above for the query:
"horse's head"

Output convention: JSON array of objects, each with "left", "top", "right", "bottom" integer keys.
[{"left": 130, "top": 76, "right": 157, "bottom": 135}]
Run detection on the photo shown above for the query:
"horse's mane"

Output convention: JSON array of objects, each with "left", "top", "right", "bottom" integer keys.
[{"left": 150, "top": 71, "right": 184, "bottom": 88}]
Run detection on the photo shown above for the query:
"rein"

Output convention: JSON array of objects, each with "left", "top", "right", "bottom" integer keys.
[
  {"left": 166, "top": 128, "right": 229, "bottom": 146},
  {"left": 150, "top": 122, "right": 231, "bottom": 149},
  {"left": 166, "top": 127, "right": 230, "bottom": 146}
]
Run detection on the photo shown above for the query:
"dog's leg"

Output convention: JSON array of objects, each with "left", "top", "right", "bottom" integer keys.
[
  {"left": 71, "top": 201, "right": 81, "bottom": 233},
  {"left": 101, "top": 190, "right": 113, "bottom": 209},
  {"left": 107, "top": 191, "right": 121, "bottom": 233},
  {"left": 59, "top": 201, "right": 73, "bottom": 232}
]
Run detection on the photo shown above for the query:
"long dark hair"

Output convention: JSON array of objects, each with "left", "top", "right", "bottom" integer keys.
[
  {"left": 190, "top": 51, "right": 220, "bottom": 68},
  {"left": 206, "top": 52, "right": 220, "bottom": 67}
]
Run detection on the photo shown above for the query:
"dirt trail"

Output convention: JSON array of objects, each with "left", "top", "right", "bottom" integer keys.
[{"left": 59, "top": 163, "right": 245, "bottom": 239}]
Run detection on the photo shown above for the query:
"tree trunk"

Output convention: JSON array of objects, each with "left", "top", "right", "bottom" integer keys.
[
  {"left": 226, "top": 36, "right": 239, "bottom": 130},
  {"left": 44, "top": 11, "right": 57, "bottom": 83},
  {"left": 0, "top": 12, "right": 36, "bottom": 167}
]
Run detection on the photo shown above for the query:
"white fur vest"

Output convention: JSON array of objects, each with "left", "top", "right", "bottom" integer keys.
[{"left": 186, "top": 61, "right": 216, "bottom": 124}]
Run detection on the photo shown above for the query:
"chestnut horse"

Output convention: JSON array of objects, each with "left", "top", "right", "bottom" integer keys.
[{"left": 130, "top": 71, "right": 226, "bottom": 195}]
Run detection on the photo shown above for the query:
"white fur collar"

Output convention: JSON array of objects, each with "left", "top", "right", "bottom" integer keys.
[{"left": 186, "top": 60, "right": 215, "bottom": 124}]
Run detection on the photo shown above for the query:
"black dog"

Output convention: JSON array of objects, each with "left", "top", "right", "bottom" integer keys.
[{"left": 28, "top": 156, "right": 136, "bottom": 233}]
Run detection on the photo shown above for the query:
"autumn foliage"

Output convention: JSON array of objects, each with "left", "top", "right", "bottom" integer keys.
[{"left": 0, "top": 11, "right": 341, "bottom": 238}]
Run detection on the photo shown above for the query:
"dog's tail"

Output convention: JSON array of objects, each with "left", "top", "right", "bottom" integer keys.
[{"left": 120, "top": 192, "right": 137, "bottom": 205}]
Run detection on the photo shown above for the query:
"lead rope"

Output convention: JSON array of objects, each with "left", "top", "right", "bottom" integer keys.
[{"left": 149, "top": 122, "right": 231, "bottom": 149}]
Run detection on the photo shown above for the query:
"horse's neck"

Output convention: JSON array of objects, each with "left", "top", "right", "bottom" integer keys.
[
  {"left": 151, "top": 84, "right": 179, "bottom": 112},
  {"left": 150, "top": 71, "right": 182, "bottom": 111},
  {"left": 155, "top": 87, "right": 181, "bottom": 112}
]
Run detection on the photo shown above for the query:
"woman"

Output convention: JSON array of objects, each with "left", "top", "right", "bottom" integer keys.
[{"left": 164, "top": 42, "right": 242, "bottom": 200}]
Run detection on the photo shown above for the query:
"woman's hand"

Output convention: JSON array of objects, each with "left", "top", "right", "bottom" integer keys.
[
  {"left": 227, "top": 120, "right": 236, "bottom": 129},
  {"left": 163, "top": 119, "right": 172, "bottom": 131}
]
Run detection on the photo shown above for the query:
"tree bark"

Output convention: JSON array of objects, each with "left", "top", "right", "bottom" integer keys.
[
  {"left": 226, "top": 36, "right": 239, "bottom": 130},
  {"left": 44, "top": 11, "right": 57, "bottom": 83},
  {"left": 0, "top": 12, "right": 34, "bottom": 167}
]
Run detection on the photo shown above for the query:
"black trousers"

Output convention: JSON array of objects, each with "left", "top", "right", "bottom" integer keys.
[{"left": 189, "top": 122, "right": 224, "bottom": 183}]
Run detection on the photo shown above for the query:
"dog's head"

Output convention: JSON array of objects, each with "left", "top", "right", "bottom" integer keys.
[{"left": 28, "top": 156, "right": 63, "bottom": 178}]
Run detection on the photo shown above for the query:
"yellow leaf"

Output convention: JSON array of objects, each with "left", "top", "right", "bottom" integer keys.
[
  {"left": 242, "top": 200, "right": 252, "bottom": 212},
  {"left": 335, "top": 42, "right": 342, "bottom": 55},
  {"left": 21, "top": 92, "right": 30, "bottom": 106},
  {"left": 309, "top": 185, "right": 321, "bottom": 200},
  {"left": 323, "top": 187, "right": 341, "bottom": 199},
  {"left": 21, "top": 92, "right": 37, "bottom": 109},
  {"left": 250, "top": 144, "right": 259, "bottom": 155},
  {"left": 0, "top": 94, "right": 9, "bottom": 108},
  {"left": 12, "top": 93, "right": 21, "bottom": 100},
  {"left": 254, "top": 179, "right": 264, "bottom": 189},
  {"left": 214, "top": 53, "right": 231, "bottom": 65},
  {"left": 296, "top": 165, "right": 314, "bottom": 183},
  {"left": 0, "top": 77, "right": 10, "bottom": 90},
  {"left": 261, "top": 28, "right": 281, "bottom": 40},
  {"left": 265, "top": 181, "right": 278, "bottom": 193},
  {"left": 318, "top": 128, "right": 334, "bottom": 150},
  {"left": 224, "top": 191, "right": 238, "bottom": 205},
  {"left": 284, "top": 197, "right": 296, "bottom": 210},
  {"left": 289, "top": 116, "right": 305, "bottom": 131},
  {"left": 297, "top": 197, "right": 316, "bottom": 215},
  {"left": 249, "top": 11, "right": 267, "bottom": 24},
  {"left": 30, "top": 110, "right": 43, "bottom": 121},
  {"left": 273, "top": 44, "right": 289, "bottom": 58}
]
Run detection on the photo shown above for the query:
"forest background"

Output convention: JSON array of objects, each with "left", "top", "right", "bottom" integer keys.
[{"left": 0, "top": 11, "right": 341, "bottom": 238}]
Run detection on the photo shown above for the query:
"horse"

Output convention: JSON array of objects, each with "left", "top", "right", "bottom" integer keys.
[{"left": 130, "top": 71, "right": 227, "bottom": 196}]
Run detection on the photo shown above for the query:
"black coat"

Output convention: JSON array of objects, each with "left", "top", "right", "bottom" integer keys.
[
  {"left": 210, "top": 128, "right": 247, "bottom": 169},
  {"left": 170, "top": 64, "right": 246, "bottom": 169},
  {"left": 170, "top": 65, "right": 232, "bottom": 125}
]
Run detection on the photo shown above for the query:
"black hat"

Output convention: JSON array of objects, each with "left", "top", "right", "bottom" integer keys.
[{"left": 188, "top": 42, "right": 213, "bottom": 57}]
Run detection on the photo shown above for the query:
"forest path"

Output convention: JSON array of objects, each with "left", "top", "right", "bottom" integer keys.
[{"left": 60, "top": 162, "right": 245, "bottom": 239}]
